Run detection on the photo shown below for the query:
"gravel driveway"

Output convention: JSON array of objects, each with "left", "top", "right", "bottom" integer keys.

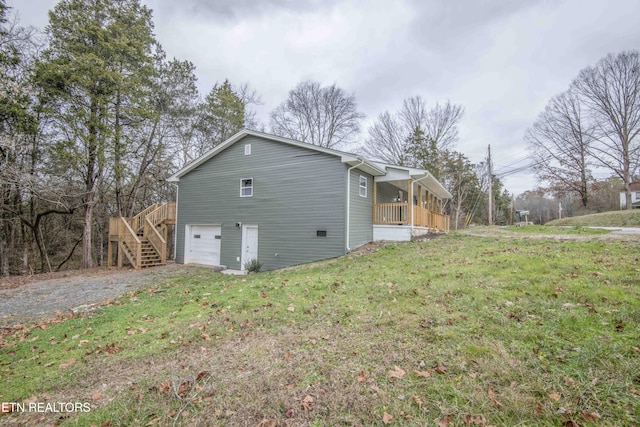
[{"left": 0, "top": 264, "right": 198, "bottom": 327}]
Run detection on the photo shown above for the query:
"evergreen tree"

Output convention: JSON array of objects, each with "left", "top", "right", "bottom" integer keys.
[
  {"left": 35, "top": 0, "right": 158, "bottom": 268},
  {"left": 197, "top": 79, "right": 245, "bottom": 149}
]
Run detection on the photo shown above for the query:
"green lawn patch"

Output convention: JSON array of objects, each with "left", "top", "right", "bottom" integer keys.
[
  {"left": 1, "top": 233, "right": 639, "bottom": 426},
  {"left": 546, "top": 209, "right": 640, "bottom": 227},
  {"left": 504, "top": 225, "right": 611, "bottom": 235}
]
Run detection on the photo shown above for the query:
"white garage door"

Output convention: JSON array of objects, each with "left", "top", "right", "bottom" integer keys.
[{"left": 186, "top": 225, "right": 221, "bottom": 266}]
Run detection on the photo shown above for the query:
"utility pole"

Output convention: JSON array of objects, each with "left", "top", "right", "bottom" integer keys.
[
  {"left": 510, "top": 193, "right": 514, "bottom": 225},
  {"left": 559, "top": 202, "right": 562, "bottom": 220},
  {"left": 487, "top": 144, "right": 493, "bottom": 226}
]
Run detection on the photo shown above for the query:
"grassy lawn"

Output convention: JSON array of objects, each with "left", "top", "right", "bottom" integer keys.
[
  {"left": 1, "top": 233, "right": 639, "bottom": 426},
  {"left": 546, "top": 209, "right": 640, "bottom": 227},
  {"left": 504, "top": 225, "right": 611, "bottom": 235}
]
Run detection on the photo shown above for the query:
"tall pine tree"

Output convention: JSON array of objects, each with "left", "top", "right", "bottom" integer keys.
[{"left": 35, "top": 0, "right": 158, "bottom": 268}]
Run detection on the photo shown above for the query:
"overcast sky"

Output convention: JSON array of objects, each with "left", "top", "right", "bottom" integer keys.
[{"left": 7, "top": 0, "right": 640, "bottom": 195}]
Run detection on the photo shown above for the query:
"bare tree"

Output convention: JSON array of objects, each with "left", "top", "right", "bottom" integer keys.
[
  {"left": 270, "top": 80, "right": 364, "bottom": 149},
  {"left": 525, "top": 89, "right": 595, "bottom": 207},
  {"left": 361, "top": 111, "right": 410, "bottom": 165},
  {"left": 572, "top": 50, "right": 640, "bottom": 210},
  {"left": 362, "top": 96, "right": 464, "bottom": 168}
]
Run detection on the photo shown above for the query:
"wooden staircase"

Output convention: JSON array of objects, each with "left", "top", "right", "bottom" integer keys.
[{"left": 108, "top": 203, "right": 176, "bottom": 269}]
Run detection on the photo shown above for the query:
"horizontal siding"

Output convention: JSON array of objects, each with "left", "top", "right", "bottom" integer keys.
[
  {"left": 376, "top": 181, "right": 401, "bottom": 202},
  {"left": 349, "top": 169, "right": 373, "bottom": 249},
  {"left": 176, "top": 135, "right": 346, "bottom": 270}
]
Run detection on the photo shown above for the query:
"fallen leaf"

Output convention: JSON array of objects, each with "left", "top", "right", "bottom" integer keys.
[
  {"left": 464, "top": 414, "right": 487, "bottom": 425},
  {"left": 100, "top": 421, "right": 112, "bottom": 427},
  {"left": 196, "top": 371, "right": 211, "bottom": 382},
  {"left": 562, "top": 421, "right": 579, "bottom": 427},
  {"left": 177, "top": 380, "right": 192, "bottom": 398},
  {"left": 301, "top": 394, "right": 314, "bottom": 411},
  {"left": 59, "top": 358, "right": 76, "bottom": 369},
  {"left": 412, "top": 395, "right": 423, "bottom": 407},
  {"left": 548, "top": 392, "right": 561, "bottom": 402},
  {"left": 435, "top": 364, "right": 448, "bottom": 374},
  {"left": 158, "top": 380, "right": 171, "bottom": 393},
  {"left": 414, "top": 370, "right": 431, "bottom": 378},
  {"left": 383, "top": 412, "right": 393, "bottom": 424},
  {"left": 535, "top": 403, "right": 544, "bottom": 415},
  {"left": 388, "top": 365, "right": 405, "bottom": 379},
  {"left": 437, "top": 414, "right": 451, "bottom": 427},
  {"left": 78, "top": 340, "right": 89, "bottom": 347},
  {"left": 287, "top": 305, "right": 295, "bottom": 312},
  {"left": 255, "top": 420, "right": 276, "bottom": 427},
  {"left": 487, "top": 385, "right": 497, "bottom": 400},
  {"left": 579, "top": 411, "right": 601, "bottom": 422},
  {"left": 285, "top": 408, "right": 294, "bottom": 418},
  {"left": 91, "top": 392, "right": 104, "bottom": 401},
  {"left": 146, "top": 417, "right": 161, "bottom": 426},
  {"left": 104, "top": 343, "right": 122, "bottom": 355},
  {"left": 357, "top": 370, "right": 367, "bottom": 383}
]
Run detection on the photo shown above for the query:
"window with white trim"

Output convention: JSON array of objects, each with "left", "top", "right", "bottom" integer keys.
[
  {"left": 240, "top": 178, "right": 253, "bottom": 197},
  {"left": 244, "top": 144, "right": 251, "bottom": 155},
  {"left": 359, "top": 175, "right": 367, "bottom": 198}
]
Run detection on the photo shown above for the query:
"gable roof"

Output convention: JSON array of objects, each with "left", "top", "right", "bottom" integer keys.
[
  {"left": 372, "top": 162, "right": 453, "bottom": 199},
  {"left": 168, "top": 129, "right": 452, "bottom": 199},
  {"left": 168, "top": 129, "right": 386, "bottom": 182}
]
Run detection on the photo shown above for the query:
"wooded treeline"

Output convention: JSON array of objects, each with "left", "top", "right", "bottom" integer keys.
[
  {"left": 526, "top": 50, "right": 640, "bottom": 210},
  {"left": 0, "top": 0, "right": 262, "bottom": 275}
]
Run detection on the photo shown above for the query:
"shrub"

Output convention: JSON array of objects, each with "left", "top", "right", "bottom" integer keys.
[{"left": 244, "top": 258, "right": 263, "bottom": 273}]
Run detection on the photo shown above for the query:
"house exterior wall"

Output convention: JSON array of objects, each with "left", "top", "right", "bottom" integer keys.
[
  {"left": 620, "top": 189, "right": 640, "bottom": 209},
  {"left": 348, "top": 169, "right": 373, "bottom": 250},
  {"left": 176, "top": 135, "right": 347, "bottom": 270},
  {"left": 376, "top": 181, "right": 401, "bottom": 202}
]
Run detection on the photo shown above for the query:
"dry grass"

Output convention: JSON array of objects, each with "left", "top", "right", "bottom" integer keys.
[{"left": 1, "top": 232, "right": 639, "bottom": 426}]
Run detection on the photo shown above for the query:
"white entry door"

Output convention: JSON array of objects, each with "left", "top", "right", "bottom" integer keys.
[
  {"left": 186, "top": 225, "right": 221, "bottom": 266},
  {"left": 241, "top": 225, "right": 258, "bottom": 269}
]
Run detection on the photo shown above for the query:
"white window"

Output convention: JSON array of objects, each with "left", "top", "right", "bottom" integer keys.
[
  {"left": 636, "top": 191, "right": 640, "bottom": 200},
  {"left": 240, "top": 178, "right": 253, "bottom": 197},
  {"left": 359, "top": 175, "right": 367, "bottom": 198},
  {"left": 244, "top": 144, "right": 251, "bottom": 155}
]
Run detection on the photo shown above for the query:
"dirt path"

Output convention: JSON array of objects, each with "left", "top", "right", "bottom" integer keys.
[{"left": 0, "top": 264, "right": 198, "bottom": 327}]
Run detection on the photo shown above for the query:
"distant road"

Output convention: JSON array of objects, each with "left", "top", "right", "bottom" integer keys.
[{"left": 587, "top": 227, "right": 640, "bottom": 234}]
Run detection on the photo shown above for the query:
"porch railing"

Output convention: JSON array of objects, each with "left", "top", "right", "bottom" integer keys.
[
  {"left": 374, "top": 202, "right": 409, "bottom": 225},
  {"left": 374, "top": 203, "right": 449, "bottom": 232}
]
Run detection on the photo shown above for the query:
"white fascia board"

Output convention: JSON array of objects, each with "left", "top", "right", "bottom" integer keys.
[
  {"left": 169, "top": 128, "right": 387, "bottom": 181},
  {"left": 342, "top": 156, "right": 386, "bottom": 176},
  {"left": 167, "top": 130, "right": 250, "bottom": 182},
  {"left": 371, "top": 162, "right": 452, "bottom": 199}
]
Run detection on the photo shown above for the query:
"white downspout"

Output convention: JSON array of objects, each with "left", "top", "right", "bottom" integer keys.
[
  {"left": 345, "top": 159, "right": 365, "bottom": 253},
  {"left": 171, "top": 182, "right": 179, "bottom": 261}
]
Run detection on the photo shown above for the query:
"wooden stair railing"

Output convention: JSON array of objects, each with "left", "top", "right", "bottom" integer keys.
[
  {"left": 108, "top": 202, "right": 175, "bottom": 269},
  {"left": 146, "top": 202, "right": 176, "bottom": 228},
  {"left": 116, "top": 217, "right": 142, "bottom": 269},
  {"left": 129, "top": 204, "right": 158, "bottom": 233},
  {"left": 144, "top": 217, "right": 167, "bottom": 265}
]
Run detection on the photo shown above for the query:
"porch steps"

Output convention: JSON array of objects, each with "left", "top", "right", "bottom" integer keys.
[{"left": 108, "top": 203, "right": 176, "bottom": 269}]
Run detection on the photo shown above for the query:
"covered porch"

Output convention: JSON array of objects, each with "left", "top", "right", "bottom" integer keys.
[{"left": 371, "top": 164, "right": 451, "bottom": 239}]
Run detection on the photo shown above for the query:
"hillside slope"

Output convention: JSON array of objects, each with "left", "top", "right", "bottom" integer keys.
[{"left": 546, "top": 209, "right": 640, "bottom": 227}]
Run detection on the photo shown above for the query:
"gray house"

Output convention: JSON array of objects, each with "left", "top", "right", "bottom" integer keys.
[{"left": 168, "top": 130, "right": 451, "bottom": 271}]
